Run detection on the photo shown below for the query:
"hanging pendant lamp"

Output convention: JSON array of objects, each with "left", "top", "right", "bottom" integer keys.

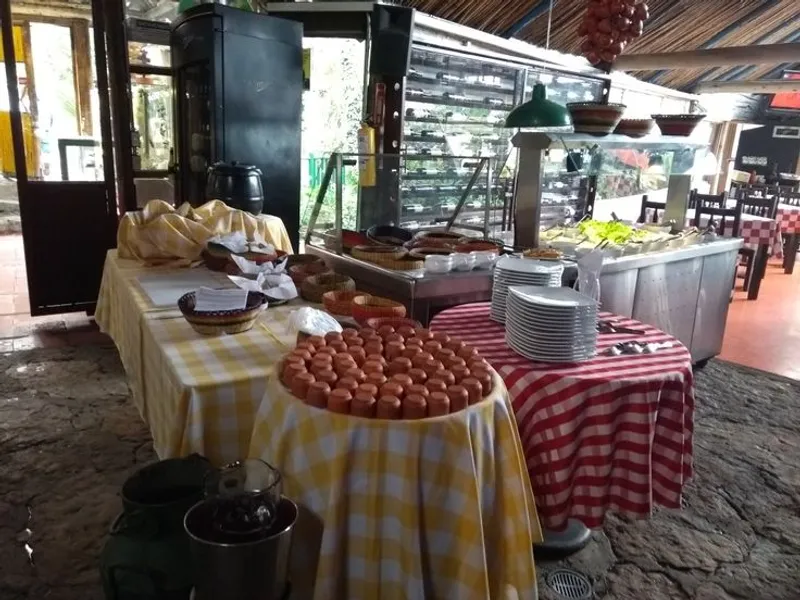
[
  {"left": 504, "top": 0, "right": 571, "bottom": 129},
  {"left": 505, "top": 83, "right": 571, "bottom": 128}
]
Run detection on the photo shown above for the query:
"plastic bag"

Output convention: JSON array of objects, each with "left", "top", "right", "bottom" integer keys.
[{"left": 286, "top": 307, "right": 342, "bottom": 339}]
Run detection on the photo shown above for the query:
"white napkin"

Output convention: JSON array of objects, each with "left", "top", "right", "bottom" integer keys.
[
  {"left": 228, "top": 266, "right": 298, "bottom": 300},
  {"left": 208, "top": 231, "right": 276, "bottom": 256},
  {"left": 193, "top": 286, "right": 249, "bottom": 312},
  {"left": 574, "top": 249, "right": 604, "bottom": 303}
]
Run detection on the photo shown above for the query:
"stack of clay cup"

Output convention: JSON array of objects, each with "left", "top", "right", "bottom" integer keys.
[{"left": 279, "top": 326, "right": 494, "bottom": 419}]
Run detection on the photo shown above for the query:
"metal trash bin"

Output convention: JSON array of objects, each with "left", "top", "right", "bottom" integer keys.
[{"left": 185, "top": 496, "right": 297, "bottom": 600}]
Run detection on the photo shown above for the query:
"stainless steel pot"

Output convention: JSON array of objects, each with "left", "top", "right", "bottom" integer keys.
[
  {"left": 185, "top": 496, "right": 296, "bottom": 600},
  {"left": 206, "top": 161, "right": 264, "bottom": 215}
]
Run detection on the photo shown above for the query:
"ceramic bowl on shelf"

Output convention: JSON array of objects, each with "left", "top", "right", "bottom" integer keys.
[
  {"left": 566, "top": 102, "right": 626, "bottom": 136},
  {"left": 178, "top": 290, "right": 267, "bottom": 336},
  {"left": 471, "top": 250, "right": 500, "bottom": 269},
  {"left": 322, "top": 289, "right": 361, "bottom": 316},
  {"left": 451, "top": 253, "right": 477, "bottom": 272},
  {"left": 652, "top": 114, "right": 706, "bottom": 137},
  {"left": 366, "top": 225, "right": 414, "bottom": 246},
  {"left": 424, "top": 254, "right": 454, "bottom": 274},
  {"left": 454, "top": 239, "right": 502, "bottom": 253},
  {"left": 409, "top": 247, "right": 454, "bottom": 261},
  {"left": 613, "top": 118, "right": 655, "bottom": 138},
  {"left": 323, "top": 229, "right": 370, "bottom": 252}
]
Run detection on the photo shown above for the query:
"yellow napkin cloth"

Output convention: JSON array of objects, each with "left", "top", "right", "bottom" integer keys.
[{"left": 117, "top": 200, "right": 293, "bottom": 266}]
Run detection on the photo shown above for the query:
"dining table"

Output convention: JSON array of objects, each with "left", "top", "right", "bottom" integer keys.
[
  {"left": 776, "top": 203, "right": 800, "bottom": 274},
  {"left": 430, "top": 302, "right": 695, "bottom": 533}
]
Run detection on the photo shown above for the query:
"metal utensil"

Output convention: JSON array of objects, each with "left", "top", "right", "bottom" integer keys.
[
  {"left": 597, "top": 320, "right": 646, "bottom": 335},
  {"left": 603, "top": 340, "right": 673, "bottom": 356}
]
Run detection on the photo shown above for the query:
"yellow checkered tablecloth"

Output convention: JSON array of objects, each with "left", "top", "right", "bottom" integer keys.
[
  {"left": 250, "top": 369, "right": 542, "bottom": 600},
  {"left": 118, "top": 200, "right": 294, "bottom": 265},
  {"left": 140, "top": 305, "right": 298, "bottom": 463},
  {"left": 95, "top": 250, "right": 307, "bottom": 464}
]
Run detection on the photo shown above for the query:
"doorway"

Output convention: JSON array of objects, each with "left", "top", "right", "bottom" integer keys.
[{"left": 0, "top": 0, "right": 116, "bottom": 316}]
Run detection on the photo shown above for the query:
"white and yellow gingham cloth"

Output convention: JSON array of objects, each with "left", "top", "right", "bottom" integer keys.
[
  {"left": 118, "top": 199, "right": 293, "bottom": 266},
  {"left": 250, "top": 370, "right": 542, "bottom": 600},
  {"left": 95, "top": 251, "right": 302, "bottom": 464}
]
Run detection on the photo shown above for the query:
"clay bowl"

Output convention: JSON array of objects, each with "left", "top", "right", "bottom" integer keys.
[
  {"left": 366, "top": 225, "right": 414, "bottom": 246},
  {"left": 566, "top": 102, "right": 626, "bottom": 136},
  {"left": 613, "top": 118, "right": 655, "bottom": 138},
  {"left": 652, "top": 114, "right": 706, "bottom": 137},
  {"left": 351, "top": 294, "right": 407, "bottom": 326}
]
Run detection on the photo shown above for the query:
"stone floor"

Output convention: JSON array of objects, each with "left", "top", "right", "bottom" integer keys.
[{"left": 0, "top": 343, "right": 798, "bottom": 599}]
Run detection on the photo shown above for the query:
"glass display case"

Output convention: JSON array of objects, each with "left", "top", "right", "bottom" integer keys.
[
  {"left": 511, "top": 132, "right": 712, "bottom": 247},
  {"left": 400, "top": 45, "right": 606, "bottom": 240}
]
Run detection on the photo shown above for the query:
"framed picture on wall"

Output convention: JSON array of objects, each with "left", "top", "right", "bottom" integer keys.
[{"left": 772, "top": 126, "right": 800, "bottom": 139}]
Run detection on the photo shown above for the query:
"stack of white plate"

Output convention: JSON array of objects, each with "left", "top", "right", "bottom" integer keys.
[
  {"left": 505, "top": 286, "right": 598, "bottom": 362},
  {"left": 490, "top": 256, "right": 564, "bottom": 323}
]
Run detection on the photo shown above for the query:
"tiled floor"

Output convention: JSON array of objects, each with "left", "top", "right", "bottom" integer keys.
[
  {"left": 720, "top": 260, "right": 800, "bottom": 380},
  {"left": 0, "top": 234, "right": 108, "bottom": 350}
]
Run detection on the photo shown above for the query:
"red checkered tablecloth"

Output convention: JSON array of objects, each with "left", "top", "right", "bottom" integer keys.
[
  {"left": 430, "top": 303, "right": 695, "bottom": 531},
  {"left": 737, "top": 214, "right": 782, "bottom": 255},
  {"left": 777, "top": 204, "right": 800, "bottom": 235}
]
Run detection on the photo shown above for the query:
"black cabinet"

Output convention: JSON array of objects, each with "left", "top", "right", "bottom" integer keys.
[{"left": 171, "top": 4, "right": 303, "bottom": 249}]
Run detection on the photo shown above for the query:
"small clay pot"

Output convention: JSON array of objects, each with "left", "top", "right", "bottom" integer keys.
[
  {"left": 462, "top": 378, "right": 483, "bottom": 405},
  {"left": 347, "top": 337, "right": 365, "bottom": 348},
  {"left": 435, "top": 348, "right": 456, "bottom": 364},
  {"left": 385, "top": 341, "right": 405, "bottom": 361},
  {"left": 291, "top": 372, "right": 315, "bottom": 401},
  {"left": 402, "top": 394, "right": 427, "bottom": 419},
  {"left": 344, "top": 367, "right": 367, "bottom": 384},
  {"left": 411, "top": 351, "right": 434, "bottom": 369},
  {"left": 377, "top": 325, "right": 396, "bottom": 339},
  {"left": 405, "top": 337, "right": 424, "bottom": 349},
  {"left": 457, "top": 345, "right": 478, "bottom": 361},
  {"left": 329, "top": 340, "right": 348, "bottom": 354},
  {"left": 470, "top": 367, "right": 493, "bottom": 395},
  {"left": 446, "top": 355, "right": 467, "bottom": 369},
  {"left": 434, "top": 368, "right": 456, "bottom": 387},
  {"left": 423, "top": 340, "right": 442, "bottom": 356},
  {"left": 397, "top": 325, "right": 416, "bottom": 338},
  {"left": 366, "top": 354, "right": 387, "bottom": 367},
  {"left": 402, "top": 345, "right": 422, "bottom": 361},
  {"left": 351, "top": 393, "right": 376, "bottom": 418},
  {"left": 364, "top": 341, "right": 384, "bottom": 357},
  {"left": 324, "top": 332, "right": 343, "bottom": 344},
  {"left": 348, "top": 346, "right": 366, "bottom": 367},
  {"left": 446, "top": 385, "right": 468, "bottom": 412},
  {"left": 408, "top": 368, "right": 427, "bottom": 385},
  {"left": 283, "top": 362, "right": 307, "bottom": 388},
  {"left": 380, "top": 381, "right": 404, "bottom": 400},
  {"left": 306, "top": 381, "right": 330, "bottom": 409},
  {"left": 425, "top": 378, "right": 447, "bottom": 395},
  {"left": 328, "top": 388, "right": 352, "bottom": 414},
  {"left": 432, "top": 331, "right": 451, "bottom": 345},
  {"left": 407, "top": 383, "right": 429, "bottom": 398},
  {"left": 446, "top": 339, "right": 466, "bottom": 354},
  {"left": 307, "top": 335, "right": 326, "bottom": 350},
  {"left": 451, "top": 364, "right": 471, "bottom": 383},
  {"left": 428, "top": 391, "right": 451, "bottom": 416},
  {"left": 316, "top": 370, "right": 338, "bottom": 387},
  {"left": 423, "top": 359, "right": 445, "bottom": 378},
  {"left": 366, "top": 372, "right": 388, "bottom": 389},
  {"left": 414, "top": 328, "right": 434, "bottom": 342},
  {"left": 336, "top": 376, "right": 360, "bottom": 395},
  {"left": 387, "top": 357, "right": 412, "bottom": 376},
  {"left": 376, "top": 395, "right": 401, "bottom": 419},
  {"left": 390, "top": 373, "right": 413, "bottom": 390}
]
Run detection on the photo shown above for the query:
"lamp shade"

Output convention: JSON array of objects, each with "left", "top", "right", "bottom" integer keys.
[{"left": 504, "top": 83, "right": 572, "bottom": 128}]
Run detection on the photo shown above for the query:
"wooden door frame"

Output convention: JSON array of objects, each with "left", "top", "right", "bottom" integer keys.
[{"left": 1, "top": 0, "right": 118, "bottom": 315}]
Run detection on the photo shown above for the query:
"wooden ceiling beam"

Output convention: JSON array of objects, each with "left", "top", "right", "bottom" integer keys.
[
  {"left": 11, "top": 1, "right": 91, "bottom": 20},
  {"left": 615, "top": 43, "right": 800, "bottom": 71},
  {"left": 695, "top": 79, "right": 800, "bottom": 94}
]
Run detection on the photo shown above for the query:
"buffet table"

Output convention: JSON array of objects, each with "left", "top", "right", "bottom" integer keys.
[
  {"left": 96, "top": 253, "right": 545, "bottom": 599},
  {"left": 95, "top": 250, "right": 301, "bottom": 464},
  {"left": 249, "top": 369, "right": 541, "bottom": 600},
  {"left": 431, "top": 302, "right": 695, "bottom": 531}
]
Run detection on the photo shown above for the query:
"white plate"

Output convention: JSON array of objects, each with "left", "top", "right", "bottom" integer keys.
[
  {"left": 506, "top": 327, "right": 597, "bottom": 343},
  {"left": 507, "top": 338, "right": 596, "bottom": 358},
  {"left": 506, "top": 335, "right": 597, "bottom": 354},
  {"left": 506, "top": 304, "right": 598, "bottom": 319},
  {"left": 496, "top": 255, "right": 565, "bottom": 274},
  {"left": 507, "top": 286, "right": 598, "bottom": 308}
]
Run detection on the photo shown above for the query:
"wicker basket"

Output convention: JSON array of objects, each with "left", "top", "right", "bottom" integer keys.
[
  {"left": 301, "top": 272, "right": 356, "bottom": 303},
  {"left": 364, "top": 316, "right": 422, "bottom": 330},
  {"left": 351, "top": 294, "right": 407, "bottom": 325},
  {"left": 289, "top": 262, "right": 331, "bottom": 287},
  {"left": 371, "top": 255, "right": 424, "bottom": 271},
  {"left": 177, "top": 290, "right": 267, "bottom": 335},
  {"left": 322, "top": 289, "right": 361, "bottom": 316},
  {"left": 351, "top": 245, "right": 407, "bottom": 263},
  {"left": 286, "top": 253, "right": 325, "bottom": 270},
  {"left": 202, "top": 248, "right": 287, "bottom": 275}
]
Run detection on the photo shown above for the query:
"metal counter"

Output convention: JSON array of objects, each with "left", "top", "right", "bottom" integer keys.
[
  {"left": 309, "top": 238, "right": 742, "bottom": 363},
  {"left": 306, "top": 245, "right": 493, "bottom": 324},
  {"left": 594, "top": 238, "right": 742, "bottom": 364}
]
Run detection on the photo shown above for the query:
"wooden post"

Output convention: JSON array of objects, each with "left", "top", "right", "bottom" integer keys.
[
  {"left": 20, "top": 22, "right": 37, "bottom": 124},
  {"left": 613, "top": 43, "right": 800, "bottom": 71},
  {"left": 70, "top": 18, "right": 93, "bottom": 136}
]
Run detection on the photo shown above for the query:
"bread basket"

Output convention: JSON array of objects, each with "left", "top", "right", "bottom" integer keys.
[
  {"left": 322, "top": 289, "right": 361, "bottom": 316},
  {"left": 301, "top": 272, "right": 356, "bottom": 303},
  {"left": 351, "top": 294, "right": 407, "bottom": 325},
  {"left": 177, "top": 290, "right": 267, "bottom": 335},
  {"left": 351, "top": 245, "right": 407, "bottom": 263}
]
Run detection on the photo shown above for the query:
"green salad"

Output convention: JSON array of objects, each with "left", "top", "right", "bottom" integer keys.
[{"left": 576, "top": 220, "right": 649, "bottom": 245}]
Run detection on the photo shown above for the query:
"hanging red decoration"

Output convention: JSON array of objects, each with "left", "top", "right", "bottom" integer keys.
[{"left": 577, "top": 0, "right": 649, "bottom": 67}]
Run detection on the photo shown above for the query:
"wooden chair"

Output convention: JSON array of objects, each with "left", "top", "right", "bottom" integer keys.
[
  {"left": 638, "top": 194, "right": 665, "bottom": 224},
  {"left": 780, "top": 191, "right": 800, "bottom": 207},
  {"left": 688, "top": 189, "right": 725, "bottom": 211},
  {"left": 693, "top": 197, "right": 741, "bottom": 236},
  {"left": 735, "top": 194, "right": 778, "bottom": 294}
]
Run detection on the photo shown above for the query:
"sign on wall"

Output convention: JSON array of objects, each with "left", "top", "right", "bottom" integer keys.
[{"left": 773, "top": 126, "right": 800, "bottom": 140}]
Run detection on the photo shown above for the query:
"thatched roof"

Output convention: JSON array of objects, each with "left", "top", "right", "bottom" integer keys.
[{"left": 403, "top": 0, "right": 800, "bottom": 91}]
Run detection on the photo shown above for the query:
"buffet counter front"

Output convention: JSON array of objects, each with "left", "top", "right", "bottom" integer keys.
[{"left": 592, "top": 238, "right": 742, "bottom": 363}]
